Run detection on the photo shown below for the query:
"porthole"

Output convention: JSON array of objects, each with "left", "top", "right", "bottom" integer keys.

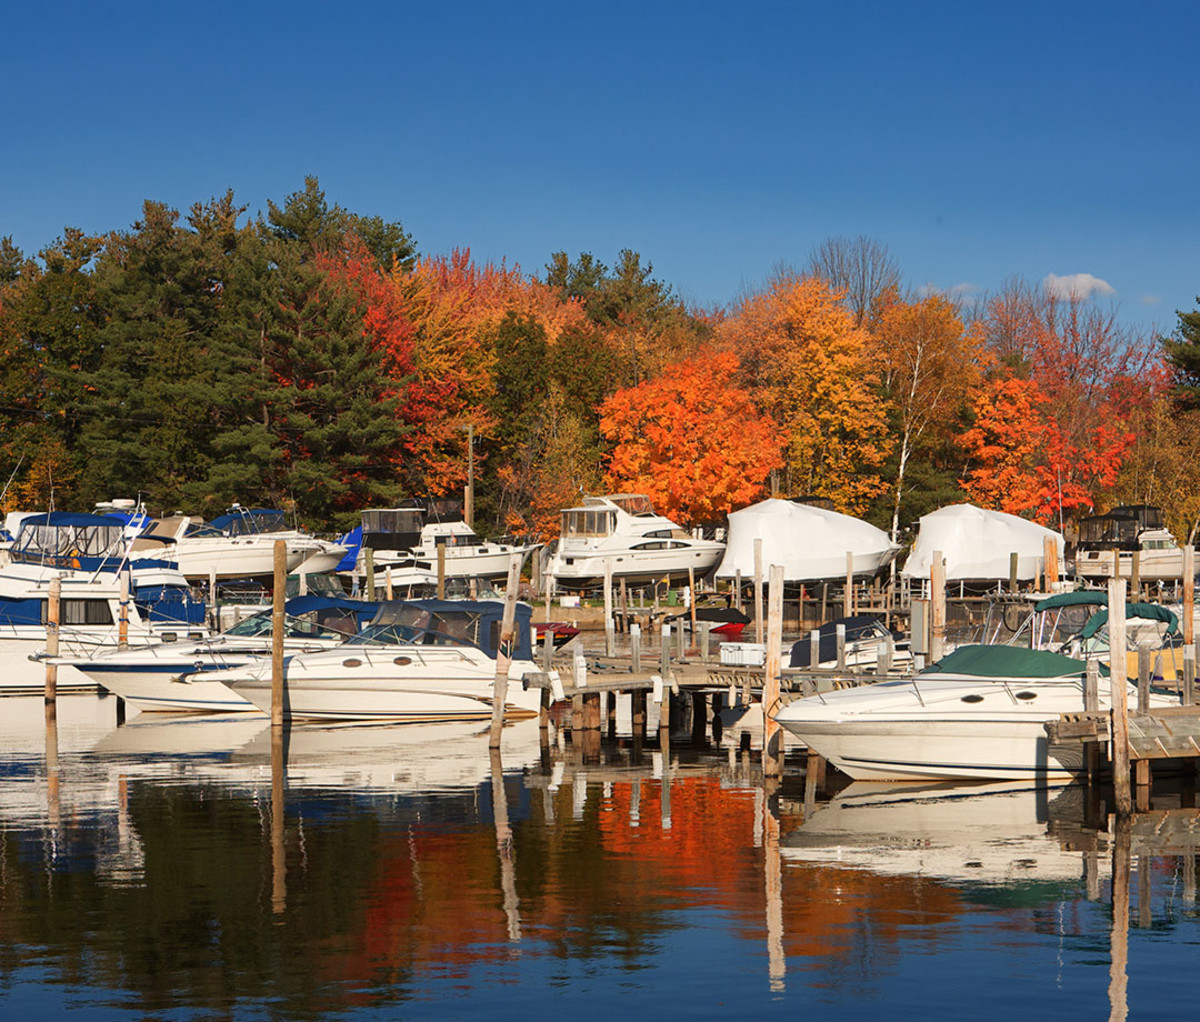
[
  {"left": 1015, "top": 691, "right": 1037, "bottom": 701},
  {"left": 394, "top": 656, "right": 412, "bottom": 666},
  {"left": 961, "top": 694, "right": 984, "bottom": 703},
  {"left": 342, "top": 658, "right": 363, "bottom": 668}
]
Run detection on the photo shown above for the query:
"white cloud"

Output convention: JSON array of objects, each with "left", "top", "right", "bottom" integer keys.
[
  {"left": 1043, "top": 272, "right": 1116, "bottom": 301},
  {"left": 1140, "top": 294, "right": 1162, "bottom": 306}
]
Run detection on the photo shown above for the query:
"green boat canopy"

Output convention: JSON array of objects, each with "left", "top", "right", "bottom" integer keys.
[
  {"left": 1079, "top": 603, "right": 1179, "bottom": 639},
  {"left": 1034, "top": 592, "right": 1108, "bottom": 611},
  {"left": 922, "top": 643, "right": 1104, "bottom": 679}
]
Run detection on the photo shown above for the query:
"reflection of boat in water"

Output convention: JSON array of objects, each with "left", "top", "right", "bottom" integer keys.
[
  {"left": 774, "top": 643, "right": 1178, "bottom": 781},
  {"left": 783, "top": 780, "right": 1101, "bottom": 886}
]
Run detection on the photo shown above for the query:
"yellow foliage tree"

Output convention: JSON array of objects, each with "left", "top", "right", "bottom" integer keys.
[{"left": 723, "top": 276, "right": 892, "bottom": 515}]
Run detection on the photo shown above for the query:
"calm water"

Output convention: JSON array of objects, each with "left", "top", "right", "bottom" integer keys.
[{"left": 2, "top": 694, "right": 1198, "bottom": 1021}]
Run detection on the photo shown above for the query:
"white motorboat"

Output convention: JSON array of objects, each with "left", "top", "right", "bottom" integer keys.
[
  {"left": 144, "top": 506, "right": 347, "bottom": 580},
  {"left": 1074, "top": 505, "right": 1189, "bottom": 581},
  {"left": 357, "top": 505, "right": 537, "bottom": 582},
  {"left": 547, "top": 494, "right": 725, "bottom": 587},
  {"left": 773, "top": 643, "right": 1179, "bottom": 782},
  {"left": 65, "top": 596, "right": 380, "bottom": 713},
  {"left": 0, "top": 512, "right": 209, "bottom": 692},
  {"left": 206, "top": 599, "right": 547, "bottom": 722}
]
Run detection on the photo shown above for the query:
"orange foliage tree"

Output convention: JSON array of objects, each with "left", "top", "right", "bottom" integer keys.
[
  {"left": 599, "top": 351, "right": 782, "bottom": 527},
  {"left": 724, "top": 276, "right": 892, "bottom": 515},
  {"left": 958, "top": 374, "right": 1133, "bottom": 524}
]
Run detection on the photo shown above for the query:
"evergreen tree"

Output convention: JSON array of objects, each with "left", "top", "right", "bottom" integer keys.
[{"left": 1163, "top": 297, "right": 1200, "bottom": 409}]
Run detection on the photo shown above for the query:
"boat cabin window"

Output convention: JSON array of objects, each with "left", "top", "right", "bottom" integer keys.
[
  {"left": 42, "top": 599, "right": 113, "bottom": 626},
  {"left": 609, "top": 495, "right": 655, "bottom": 516},
  {"left": 562, "top": 510, "right": 614, "bottom": 537}
]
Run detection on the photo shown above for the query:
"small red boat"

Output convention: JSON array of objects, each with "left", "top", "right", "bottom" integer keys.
[{"left": 534, "top": 622, "right": 581, "bottom": 648}]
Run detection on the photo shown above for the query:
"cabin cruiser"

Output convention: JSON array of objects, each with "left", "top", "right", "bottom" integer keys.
[
  {"left": 0, "top": 512, "right": 208, "bottom": 692},
  {"left": 353, "top": 503, "right": 538, "bottom": 582},
  {"left": 774, "top": 642, "right": 1179, "bottom": 782},
  {"left": 547, "top": 494, "right": 725, "bottom": 587},
  {"left": 1074, "top": 505, "right": 1188, "bottom": 581},
  {"left": 62, "top": 596, "right": 381, "bottom": 713},
  {"left": 203, "top": 599, "right": 546, "bottom": 722},
  {"left": 133, "top": 506, "right": 347, "bottom": 580}
]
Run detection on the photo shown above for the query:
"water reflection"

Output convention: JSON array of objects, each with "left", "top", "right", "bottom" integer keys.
[{"left": 1, "top": 695, "right": 1199, "bottom": 1019}]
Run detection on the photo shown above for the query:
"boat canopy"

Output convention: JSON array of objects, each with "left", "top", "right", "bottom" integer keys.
[
  {"left": 206, "top": 508, "right": 291, "bottom": 536},
  {"left": 356, "top": 599, "right": 534, "bottom": 660},
  {"left": 788, "top": 615, "right": 894, "bottom": 667},
  {"left": 922, "top": 643, "right": 1099, "bottom": 679},
  {"left": 1079, "top": 603, "right": 1179, "bottom": 638},
  {"left": 10, "top": 512, "right": 125, "bottom": 569}
]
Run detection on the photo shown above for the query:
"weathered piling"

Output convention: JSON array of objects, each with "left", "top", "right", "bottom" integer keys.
[
  {"left": 45, "top": 576, "right": 61, "bottom": 704},
  {"left": 929, "top": 550, "right": 946, "bottom": 663},
  {"left": 489, "top": 553, "right": 524, "bottom": 747},
  {"left": 763, "top": 564, "right": 784, "bottom": 779},
  {"left": 1109, "top": 578, "right": 1132, "bottom": 817},
  {"left": 272, "top": 539, "right": 287, "bottom": 727},
  {"left": 754, "top": 538, "right": 764, "bottom": 644}
]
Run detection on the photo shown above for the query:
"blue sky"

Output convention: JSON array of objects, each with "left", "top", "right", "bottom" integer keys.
[{"left": 4, "top": 1, "right": 1196, "bottom": 336}]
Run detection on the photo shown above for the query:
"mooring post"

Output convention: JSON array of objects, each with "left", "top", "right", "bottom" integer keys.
[
  {"left": 437, "top": 544, "right": 447, "bottom": 601},
  {"left": 930, "top": 550, "right": 946, "bottom": 663},
  {"left": 835, "top": 623, "right": 847, "bottom": 671},
  {"left": 45, "top": 575, "right": 61, "bottom": 705},
  {"left": 1186, "top": 644, "right": 1197, "bottom": 707},
  {"left": 1009, "top": 551, "right": 1019, "bottom": 593},
  {"left": 763, "top": 564, "right": 784, "bottom": 779},
  {"left": 754, "top": 539, "right": 764, "bottom": 645},
  {"left": 271, "top": 539, "right": 287, "bottom": 727},
  {"left": 844, "top": 551, "right": 853, "bottom": 616},
  {"left": 489, "top": 553, "right": 524, "bottom": 748},
  {"left": 118, "top": 567, "right": 130, "bottom": 649},
  {"left": 603, "top": 558, "right": 614, "bottom": 657},
  {"left": 630, "top": 622, "right": 642, "bottom": 673},
  {"left": 1108, "top": 578, "right": 1132, "bottom": 817},
  {"left": 364, "top": 547, "right": 375, "bottom": 600},
  {"left": 1085, "top": 658, "right": 1101, "bottom": 784},
  {"left": 809, "top": 628, "right": 820, "bottom": 671},
  {"left": 1043, "top": 536, "right": 1059, "bottom": 592},
  {"left": 1136, "top": 646, "right": 1152, "bottom": 811}
]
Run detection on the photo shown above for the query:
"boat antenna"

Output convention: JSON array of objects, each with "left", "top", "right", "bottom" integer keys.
[{"left": 0, "top": 454, "right": 24, "bottom": 508}]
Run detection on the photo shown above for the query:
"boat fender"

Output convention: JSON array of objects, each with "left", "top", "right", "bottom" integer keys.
[
  {"left": 651, "top": 674, "right": 664, "bottom": 704},
  {"left": 549, "top": 669, "right": 565, "bottom": 702}
]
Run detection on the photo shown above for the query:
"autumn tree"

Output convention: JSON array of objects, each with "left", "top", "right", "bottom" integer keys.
[
  {"left": 875, "top": 294, "right": 984, "bottom": 538},
  {"left": 599, "top": 351, "right": 782, "bottom": 528},
  {"left": 725, "top": 276, "right": 893, "bottom": 515},
  {"left": 804, "top": 235, "right": 901, "bottom": 327}
]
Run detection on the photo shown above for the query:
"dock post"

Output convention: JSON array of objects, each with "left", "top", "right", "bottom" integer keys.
[
  {"left": 1136, "top": 647, "right": 1152, "bottom": 811},
  {"left": 734, "top": 570, "right": 742, "bottom": 613},
  {"left": 1085, "top": 659, "right": 1101, "bottom": 785},
  {"left": 437, "top": 544, "right": 446, "bottom": 600},
  {"left": 754, "top": 539, "right": 764, "bottom": 644},
  {"left": 45, "top": 576, "right": 61, "bottom": 705},
  {"left": 271, "top": 539, "right": 287, "bottom": 727},
  {"left": 385, "top": 565, "right": 393, "bottom": 601},
  {"left": 1043, "top": 536, "right": 1059, "bottom": 592},
  {"left": 835, "top": 623, "right": 847, "bottom": 671},
  {"left": 603, "top": 559, "right": 614, "bottom": 656},
  {"left": 1131, "top": 550, "right": 1142, "bottom": 600},
  {"left": 763, "top": 564, "right": 784, "bottom": 779},
  {"left": 364, "top": 547, "right": 375, "bottom": 599},
  {"left": 209, "top": 568, "right": 219, "bottom": 630},
  {"left": 489, "top": 553, "right": 524, "bottom": 748},
  {"left": 1009, "top": 552, "right": 1019, "bottom": 593},
  {"left": 688, "top": 566, "right": 697, "bottom": 649},
  {"left": 1186, "top": 645, "right": 1196, "bottom": 707},
  {"left": 539, "top": 629, "right": 553, "bottom": 732},
  {"left": 619, "top": 577, "right": 628, "bottom": 633},
  {"left": 1184, "top": 546, "right": 1195, "bottom": 646},
  {"left": 930, "top": 551, "right": 946, "bottom": 663},
  {"left": 844, "top": 551, "right": 854, "bottom": 616},
  {"left": 1108, "top": 578, "right": 1132, "bottom": 817},
  {"left": 700, "top": 621, "right": 711, "bottom": 662},
  {"left": 630, "top": 622, "right": 642, "bottom": 673},
  {"left": 118, "top": 568, "right": 130, "bottom": 649},
  {"left": 660, "top": 624, "right": 672, "bottom": 741},
  {"left": 810, "top": 628, "right": 820, "bottom": 671}
]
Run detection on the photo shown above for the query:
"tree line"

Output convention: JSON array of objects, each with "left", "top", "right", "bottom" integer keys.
[{"left": 3, "top": 178, "right": 1198, "bottom": 542}]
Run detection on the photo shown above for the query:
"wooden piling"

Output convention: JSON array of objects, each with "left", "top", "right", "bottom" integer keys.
[
  {"left": 118, "top": 568, "right": 130, "bottom": 649},
  {"left": 271, "top": 539, "right": 287, "bottom": 727},
  {"left": 754, "top": 538, "right": 764, "bottom": 644},
  {"left": 1185, "top": 645, "right": 1196, "bottom": 707},
  {"left": 45, "top": 576, "right": 60, "bottom": 704},
  {"left": 1184, "top": 544, "right": 1195, "bottom": 647},
  {"left": 1009, "top": 551, "right": 1019, "bottom": 592},
  {"left": 1085, "top": 658, "right": 1101, "bottom": 783},
  {"left": 1131, "top": 550, "right": 1141, "bottom": 600},
  {"left": 763, "top": 564, "right": 784, "bottom": 779},
  {"left": 437, "top": 544, "right": 447, "bottom": 600},
  {"left": 1136, "top": 647, "right": 1152, "bottom": 811},
  {"left": 844, "top": 552, "right": 853, "bottom": 616},
  {"left": 835, "top": 623, "right": 847, "bottom": 671},
  {"left": 810, "top": 628, "right": 820, "bottom": 671},
  {"left": 385, "top": 565, "right": 394, "bottom": 601},
  {"left": 603, "top": 559, "right": 614, "bottom": 656},
  {"left": 688, "top": 565, "right": 697, "bottom": 642},
  {"left": 1108, "top": 578, "right": 1132, "bottom": 817},
  {"left": 929, "top": 550, "right": 946, "bottom": 663},
  {"left": 630, "top": 622, "right": 642, "bottom": 673},
  {"left": 364, "top": 547, "right": 375, "bottom": 599},
  {"left": 489, "top": 553, "right": 524, "bottom": 748},
  {"left": 1043, "top": 536, "right": 1059, "bottom": 592}
]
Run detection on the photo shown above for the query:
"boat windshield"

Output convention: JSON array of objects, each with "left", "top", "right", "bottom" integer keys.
[
  {"left": 609, "top": 495, "right": 655, "bottom": 516},
  {"left": 347, "top": 603, "right": 491, "bottom": 651},
  {"left": 224, "top": 612, "right": 349, "bottom": 640},
  {"left": 562, "top": 510, "right": 615, "bottom": 537}
]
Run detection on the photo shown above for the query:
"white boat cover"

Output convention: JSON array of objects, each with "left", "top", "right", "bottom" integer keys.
[
  {"left": 714, "top": 499, "right": 899, "bottom": 581},
  {"left": 901, "top": 503, "right": 1064, "bottom": 581}
]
